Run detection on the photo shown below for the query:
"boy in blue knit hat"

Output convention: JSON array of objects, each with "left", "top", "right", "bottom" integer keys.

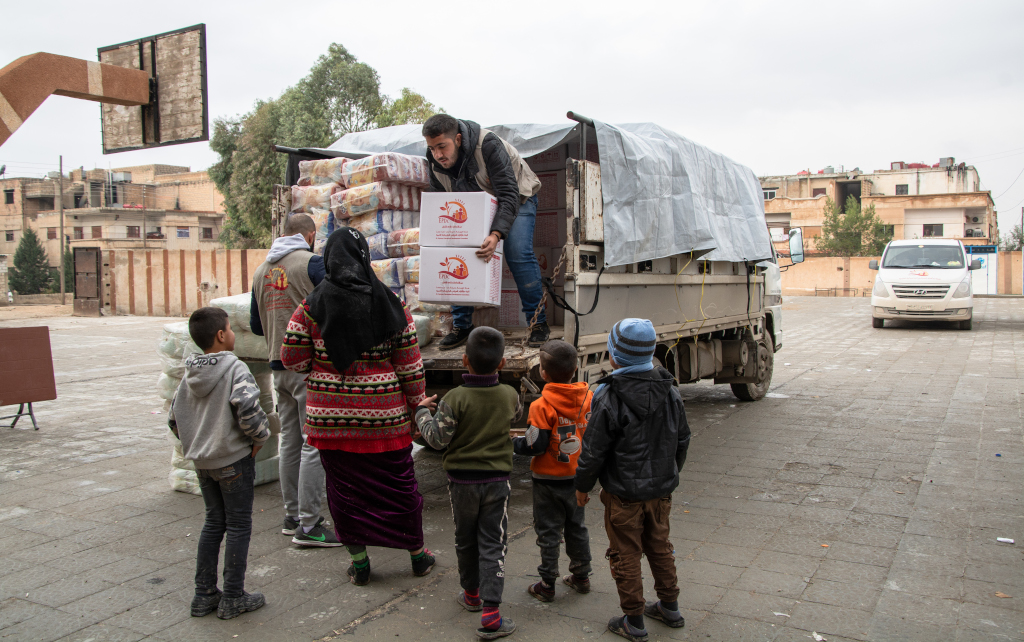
[{"left": 575, "top": 318, "right": 691, "bottom": 642}]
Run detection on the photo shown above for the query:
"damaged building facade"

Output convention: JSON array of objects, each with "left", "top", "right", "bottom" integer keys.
[
  {"left": 0, "top": 164, "right": 226, "bottom": 267},
  {"left": 760, "top": 158, "right": 997, "bottom": 253}
]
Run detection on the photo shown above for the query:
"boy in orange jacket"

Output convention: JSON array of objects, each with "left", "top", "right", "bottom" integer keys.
[{"left": 512, "top": 339, "right": 593, "bottom": 601}]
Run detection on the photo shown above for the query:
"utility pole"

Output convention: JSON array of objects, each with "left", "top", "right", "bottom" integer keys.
[{"left": 59, "top": 155, "right": 65, "bottom": 306}]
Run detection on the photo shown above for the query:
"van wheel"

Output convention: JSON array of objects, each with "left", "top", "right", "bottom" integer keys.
[
  {"left": 872, "top": 317, "right": 884, "bottom": 328},
  {"left": 959, "top": 317, "right": 972, "bottom": 331},
  {"left": 731, "top": 332, "right": 773, "bottom": 402}
]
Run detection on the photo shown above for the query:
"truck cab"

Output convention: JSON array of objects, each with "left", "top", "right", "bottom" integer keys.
[{"left": 869, "top": 239, "right": 980, "bottom": 330}]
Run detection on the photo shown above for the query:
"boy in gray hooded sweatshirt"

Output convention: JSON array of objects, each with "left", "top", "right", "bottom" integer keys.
[{"left": 169, "top": 307, "right": 270, "bottom": 620}]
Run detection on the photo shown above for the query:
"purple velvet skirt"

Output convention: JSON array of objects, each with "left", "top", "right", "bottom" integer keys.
[{"left": 319, "top": 445, "right": 424, "bottom": 550}]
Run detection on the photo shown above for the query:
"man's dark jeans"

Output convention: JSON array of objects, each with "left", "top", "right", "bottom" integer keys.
[
  {"left": 533, "top": 480, "right": 592, "bottom": 584},
  {"left": 448, "top": 479, "right": 510, "bottom": 606},
  {"left": 196, "top": 454, "right": 255, "bottom": 599}
]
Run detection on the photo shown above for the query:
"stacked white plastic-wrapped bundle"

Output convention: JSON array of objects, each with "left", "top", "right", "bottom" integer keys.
[
  {"left": 321, "top": 152, "right": 445, "bottom": 346},
  {"left": 156, "top": 294, "right": 281, "bottom": 494}
]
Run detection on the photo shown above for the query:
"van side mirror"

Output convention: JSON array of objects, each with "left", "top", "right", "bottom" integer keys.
[
  {"left": 969, "top": 259, "right": 981, "bottom": 271},
  {"left": 788, "top": 228, "right": 805, "bottom": 264},
  {"left": 868, "top": 260, "right": 879, "bottom": 270}
]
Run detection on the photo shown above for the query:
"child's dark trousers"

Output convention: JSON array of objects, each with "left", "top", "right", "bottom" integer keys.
[{"left": 195, "top": 455, "right": 255, "bottom": 598}]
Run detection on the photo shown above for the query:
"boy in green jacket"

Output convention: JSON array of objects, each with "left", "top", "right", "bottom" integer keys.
[{"left": 416, "top": 327, "right": 523, "bottom": 640}]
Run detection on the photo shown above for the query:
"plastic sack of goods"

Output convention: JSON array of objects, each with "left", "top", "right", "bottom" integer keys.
[
  {"left": 403, "top": 283, "right": 450, "bottom": 314},
  {"left": 343, "top": 210, "right": 420, "bottom": 237},
  {"left": 387, "top": 228, "right": 420, "bottom": 258},
  {"left": 404, "top": 256, "right": 419, "bottom": 283},
  {"left": 297, "top": 157, "right": 347, "bottom": 186},
  {"left": 210, "top": 294, "right": 252, "bottom": 333},
  {"left": 291, "top": 184, "right": 337, "bottom": 214},
  {"left": 412, "top": 314, "right": 434, "bottom": 347},
  {"left": 340, "top": 152, "right": 431, "bottom": 188},
  {"left": 330, "top": 182, "right": 421, "bottom": 219},
  {"left": 308, "top": 209, "right": 331, "bottom": 255},
  {"left": 371, "top": 258, "right": 405, "bottom": 288},
  {"left": 367, "top": 233, "right": 390, "bottom": 261},
  {"left": 390, "top": 286, "right": 406, "bottom": 304}
]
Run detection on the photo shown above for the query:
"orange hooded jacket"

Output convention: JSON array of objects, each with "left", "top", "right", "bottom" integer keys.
[{"left": 525, "top": 382, "right": 593, "bottom": 480}]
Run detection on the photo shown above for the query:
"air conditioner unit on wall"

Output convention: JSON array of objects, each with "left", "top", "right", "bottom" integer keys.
[{"left": 964, "top": 229, "right": 974, "bottom": 237}]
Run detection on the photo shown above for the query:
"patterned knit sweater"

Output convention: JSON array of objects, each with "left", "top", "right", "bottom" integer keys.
[{"left": 280, "top": 302, "right": 426, "bottom": 453}]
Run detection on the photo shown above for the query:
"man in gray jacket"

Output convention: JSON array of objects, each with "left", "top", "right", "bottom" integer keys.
[
  {"left": 250, "top": 214, "right": 339, "bottom": 547},
  {"left": 169, "top": 306, "right": 270, "bottom": 620}
]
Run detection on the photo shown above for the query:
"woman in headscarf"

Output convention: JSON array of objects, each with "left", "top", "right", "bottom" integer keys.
[{"left": 281, "top": 227, "right": 433, "bottom": 585}]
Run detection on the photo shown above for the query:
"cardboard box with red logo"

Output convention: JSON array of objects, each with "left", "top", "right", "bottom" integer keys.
[
  {"left": 420, "top": 192, "right": 498, "bottom": 247},
  {"left": 419, "top": 246, "right": 503, "bottom": 307}
]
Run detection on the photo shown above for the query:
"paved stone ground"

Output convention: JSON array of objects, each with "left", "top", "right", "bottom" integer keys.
[{"left": 0, "top": 297, "right": 1021, "bottom": 642}]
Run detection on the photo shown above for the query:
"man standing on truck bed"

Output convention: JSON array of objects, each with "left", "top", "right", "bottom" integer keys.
[{"left": 422, "top": 114, "right": 549, "bottom": 350}]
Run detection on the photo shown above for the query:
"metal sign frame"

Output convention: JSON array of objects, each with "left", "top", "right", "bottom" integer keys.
[{"left": 98, "top": 23, "right": 208, "bottom": 154}]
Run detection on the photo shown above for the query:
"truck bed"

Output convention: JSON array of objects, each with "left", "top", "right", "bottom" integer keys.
[{"left": 419, "top": 325, "right": 565, "bottom": 371}]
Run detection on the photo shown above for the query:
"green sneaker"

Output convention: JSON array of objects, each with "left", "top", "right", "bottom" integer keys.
[{"left": 291, "top": 517, "right": 342, "bottom": 547}]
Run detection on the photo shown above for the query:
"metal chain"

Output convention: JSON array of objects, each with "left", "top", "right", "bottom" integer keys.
[{"left": 520, "top": 247, "right": 568, "bottom": 348}]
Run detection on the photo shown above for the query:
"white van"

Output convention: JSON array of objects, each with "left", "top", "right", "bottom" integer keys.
[{"left": 869, "top": 239, "right": 980, "bottom": 330}]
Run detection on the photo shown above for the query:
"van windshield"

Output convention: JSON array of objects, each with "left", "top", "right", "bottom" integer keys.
[{"left": 882, "top": 245, "right": 964, "bottom": 269}]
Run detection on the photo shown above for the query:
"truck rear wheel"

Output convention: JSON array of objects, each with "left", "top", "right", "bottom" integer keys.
[{"left": 731, "top": 332, "right": 773, "bottom": 402}]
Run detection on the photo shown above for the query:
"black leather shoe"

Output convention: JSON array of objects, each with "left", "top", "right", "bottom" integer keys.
[
  {"left": 216, "top": 591, "right": 265, "bottom": 620},
  {"left": 438, "top": 326, "right": 474, "bottom": 351},
  {"left": 190, "top": 589, "right": 221, "bottom": 617},
  {"left": 528, "top": 322, "right": 550, "bottom": 347}
]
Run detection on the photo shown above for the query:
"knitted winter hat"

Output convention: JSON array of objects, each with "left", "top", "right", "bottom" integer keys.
[{"left": 607, "top": 318, "right": 656, "bottom": 367}]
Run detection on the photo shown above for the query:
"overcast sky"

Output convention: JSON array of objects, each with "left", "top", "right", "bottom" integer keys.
[{"left": 3, "top": 0, "right": 1023, "bottom": 231}]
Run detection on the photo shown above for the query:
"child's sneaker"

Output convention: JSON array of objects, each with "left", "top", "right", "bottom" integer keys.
[
  {"left": 216, "top": 591, "right": 265, "bottom": 620},
  {"left": 282, "top": 516, "right": 299, "bottom": 536},
  {"left": 291, "top": 517, "right": 343, "bottom": 547},
  {"left": 411, "top": 549, "right": 435, "bottom": 576},
  {"left": 347, "top": 559, "right": 371, "bottom": 586},
  {"left": 562, "top": 573, "right": 591, "bottom": 594},
  {"left": 527, "top": 580, "right": 555, "bottom": 602},
  {"left": 644, "top": 600, "right": 685, "bottom": 628},
  {"left": 190, "top": 589, "right": 221, "bottom": 617},
  {"left": 477, "top": 617, "right": 516, "bottom": 639},
  {"left": 456, "top": 590, "right": 483, "bottom": 612},
  {"left": 607, "top": 615, "right": 648, "bottom": 642}
]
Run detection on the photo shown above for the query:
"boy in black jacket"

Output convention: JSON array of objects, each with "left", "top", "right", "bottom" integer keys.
[{"left": 574, "top": 318, "right": 691, "bottom": 642}]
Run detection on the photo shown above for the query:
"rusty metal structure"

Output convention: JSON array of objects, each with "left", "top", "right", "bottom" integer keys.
[{"left": 0, "top": 24, "right": 207, "bottom": 152}]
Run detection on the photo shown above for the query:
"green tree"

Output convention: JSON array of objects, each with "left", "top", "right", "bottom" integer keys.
[
  {"left": 8, "top": 228, "right": 52, "bottom": 295},
  {"left": 999, "top": 223, "right": 1023, "bottom": 251},
  {"left": 47, "top": 247, "right": 74, "bottom": 294},
  {"left": 375, "top": 88, "right": 441, "bottom": 128},
  {"left": 208, "top": 43, "right": 441, "bottom": 248},
  {"left": 218, "top": 101, "right": 286, "bottom": 248},
  {"left": 815, "top": 196, "right": 893, "bottom": 257}
]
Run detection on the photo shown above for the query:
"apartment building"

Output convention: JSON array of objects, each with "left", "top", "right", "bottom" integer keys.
[
  {"left": 760, "top": 158, "right": 997, "bottom": 253},
  {"left": 1, "top": 164, "right": 226, "bottom": 266}
]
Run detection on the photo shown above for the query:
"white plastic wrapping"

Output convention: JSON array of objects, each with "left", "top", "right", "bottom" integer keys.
[
  {"left": 291, "top": 184, "right": 338, "bottom": 214},
  {"left": 387, "top": 228, "right": 420, "bottom": 258},
  {"left": 297, "top": 157, "right": 346, "bottom": 186},
  {"left": 344, "top": 210, "right": 420, "bottom": 237},
  {"left": 330, "top": 182, "right": 422, "bottom": 219},
  {"left": 211, "top": 294, "right": 252, "bottom": 334},
  {"left": 372, "top": 258, "right": 405, "bottom": 288},
  {"left": 340, "top": 152, "right": 430, "bottom": 188}
]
